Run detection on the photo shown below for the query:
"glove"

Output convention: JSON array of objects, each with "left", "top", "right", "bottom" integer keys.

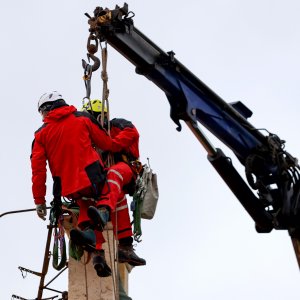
[{"left": 36, "top": 204, "right": 47, "bottom": 220}]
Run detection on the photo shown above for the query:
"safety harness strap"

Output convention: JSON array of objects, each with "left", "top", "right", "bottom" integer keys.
[{"left": 52, "top": 218, "right": 67, "bottom": 271}]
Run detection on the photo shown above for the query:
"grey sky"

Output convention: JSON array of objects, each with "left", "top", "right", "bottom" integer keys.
[{"left": 1, "top": 1, "right": 299, "bottom": 299}]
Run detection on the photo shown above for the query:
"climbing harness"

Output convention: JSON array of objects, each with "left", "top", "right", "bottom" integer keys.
[
  {"left": 52, "top": 215, "right": 67, "bottom": 271},
  {"left": 48, "top": 193, "right": 68, "bottom": 272}
]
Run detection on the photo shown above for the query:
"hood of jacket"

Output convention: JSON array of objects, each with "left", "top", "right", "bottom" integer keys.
[{"left": 44, "top": 105, "right": 77, "bottom": 123}]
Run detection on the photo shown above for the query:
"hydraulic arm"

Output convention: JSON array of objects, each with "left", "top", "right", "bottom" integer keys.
[{"left": 85, "top": 3, "right": 300, "bottom": 265}]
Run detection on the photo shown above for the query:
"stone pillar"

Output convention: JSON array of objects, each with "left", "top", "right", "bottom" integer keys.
[{"left": 67, "top": 222, "right": 130, "bottom": 300}]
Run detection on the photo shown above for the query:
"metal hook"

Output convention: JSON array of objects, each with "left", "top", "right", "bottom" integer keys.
[
  {"left": 82, "top": 33, "right": 101, "bottom": 72},
  {"left": 82, "top": 53, "right": 100, "bottom": 72},
  {"left": 88, "top": 53, "right": 101, "bottom": 71}
]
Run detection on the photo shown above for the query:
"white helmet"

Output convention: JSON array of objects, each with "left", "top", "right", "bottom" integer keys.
[{"left": 38, "top": 91, "right": 63, "bottom": 112}]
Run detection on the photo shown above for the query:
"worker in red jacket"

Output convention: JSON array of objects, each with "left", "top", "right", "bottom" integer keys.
[
  {"left": 79, "top": 100, "right": 146, "bottom": 274},
  {"left": 31, "top": 91, "right": 127, "bottom": 275},
  {"left": 31, "top": 91, "right": 123, "bottom": 205},
  {"left": 31, "top": 92, "right": 121, "bottom": 203},
  {"left": 32, "top": 92, "right": 145, "bottom": 278}
]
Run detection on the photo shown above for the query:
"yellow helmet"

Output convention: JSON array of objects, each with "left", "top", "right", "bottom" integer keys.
[{"left": 82, "top": 99, "right": 108, "bottom": 113}]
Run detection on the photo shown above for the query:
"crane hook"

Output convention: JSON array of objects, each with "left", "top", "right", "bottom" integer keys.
[
  {"left": 82, "top": 33, "right": 101, "bottom": 72},
  {"left": 82, "top": 53, "right": 101, "bottom": 72}
]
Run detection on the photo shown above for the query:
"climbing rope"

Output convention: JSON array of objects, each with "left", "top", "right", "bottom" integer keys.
[
  {"left": 99, "top": 42, "right": 120, "bottom": 300},
  {"left": 83, "top": 253, "right": 89, "bottom": 300},
  {"left": 114, "top": 214, "right": 120, "bottom": 300},
  {"left": 100, "top": 42, "right": 109, "bottom": 120},
  {"left": 81, "top": 32, "right": 120, "bottom": 300},
  {"left": 99, "top": 41, "right": 115, "bottom": 169},
  {"left": 103, "top": 227, "right": 118, "bottom": 300}
]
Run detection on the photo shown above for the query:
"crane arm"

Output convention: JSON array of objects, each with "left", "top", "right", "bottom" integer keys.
[{"left": 85, "top": 4, "right": 300, "bottom": 237}]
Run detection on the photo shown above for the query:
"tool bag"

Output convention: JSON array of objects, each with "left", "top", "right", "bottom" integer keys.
[
  {"left": 140, "top": 164, "right": 159, "bottom": 219},
  {"left": 131, "top": 162, "right": 159, "bottom": 241}
]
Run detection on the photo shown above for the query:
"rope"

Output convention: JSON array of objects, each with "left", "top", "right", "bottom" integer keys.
[
  {"left": 100, "top": 42, "right": 114, "bottom": 169},
  {"left": 83, "top": 252, "right": 89, "bottom": 300},
  {"left": 114, "top": 210, "right": 120, "bottom": 300},
  {"left": 99, "top": 43, "right": 109, "bottom": 128},
  {"left": 105, "top": 226, "right": 119, "bottom": 300},
  {"left": 100, "top": 43, "right": 120, "bottom": 299},
  {"left": 100, "top": 42, "right": 110, "bottom": 109}
]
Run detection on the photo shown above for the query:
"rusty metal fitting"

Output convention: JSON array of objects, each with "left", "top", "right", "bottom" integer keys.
[
  {"left": 87, "top": 44, "right": 97, "bottom": 55},
  {"left": 97, "top": 10, "right": 112, "bottom": 25},
  {"left": 87, "top": 34, "right": 98, "bottom": 55}
]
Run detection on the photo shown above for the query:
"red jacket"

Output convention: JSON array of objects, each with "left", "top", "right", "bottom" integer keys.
[
  {"left": 109, "top": 118, "right": 140, "bottom": 162},
  {"left": 31, "top": 105, "right": 122, "bottom": 204}
]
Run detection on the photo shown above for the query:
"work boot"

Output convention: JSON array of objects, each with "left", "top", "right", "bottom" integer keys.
[
  {"left": 92, "top": 250, "right": 112, "bottom": 277},
  {"left": 87, "top": 206, "right": 110, "bottom": 231},
  {"left": 70, "top": 228, "right": 96, "bottom": 252},
  {"left": 118, "top": 244, "right": 146, "bottom": 266}
]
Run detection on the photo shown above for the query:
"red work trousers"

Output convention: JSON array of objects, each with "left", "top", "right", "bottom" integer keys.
[{"left": 74, "top": 162, "right": 134, "bottom": 249}]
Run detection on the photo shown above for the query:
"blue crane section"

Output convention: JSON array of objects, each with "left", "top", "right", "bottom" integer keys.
[{"left": 85, "top": 3, "right": 300, "bottom": 266}]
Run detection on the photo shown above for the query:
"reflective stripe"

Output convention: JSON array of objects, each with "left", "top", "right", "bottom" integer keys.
[
  {"left": 116, "top": 204, "right": 128, "bottom": 212},
  {"left": 108, "top": 169, "right": 123, "bottom": 181},
  {"left": 117, "top": 195, "right": 126, "bottom": 205},
  {"left": 107, "top": 179, "right": 121, "bottom": 192},
  {"left": 82, "top": 197, "right": 96, "bottom": 201}
]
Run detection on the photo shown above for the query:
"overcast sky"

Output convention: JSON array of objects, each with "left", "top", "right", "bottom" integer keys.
[{"left": 1, "top": 1, "right": 299, "bottom": 299}]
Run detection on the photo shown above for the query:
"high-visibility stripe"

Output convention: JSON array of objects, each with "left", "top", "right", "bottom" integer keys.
[
  {"left": 117, "top": 195, "right": 126, "bottom": 204},
  {"left": 82, "top": 197, "right": 96, "bottom": 201},
  {"left": 108, "top": 169, "right": 123, "bottom": 181},
  {"left": 107, "top": 179, "right": 121, "bottom": 192},
  {"left": 116, "top": 204, "right": 128, "bottom": 212}
]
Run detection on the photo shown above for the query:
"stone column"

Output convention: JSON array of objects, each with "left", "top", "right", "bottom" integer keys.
[{"left": 67, "top": 222, "right": 130, "bottom": 300}]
